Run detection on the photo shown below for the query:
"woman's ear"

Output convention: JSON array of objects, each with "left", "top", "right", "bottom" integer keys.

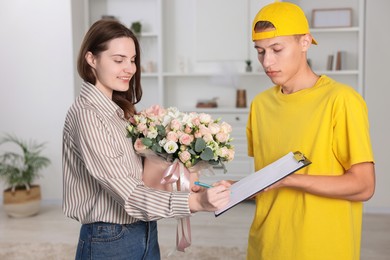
[{"left": 85, "top": 51, "right": 96, "bottom": 69}]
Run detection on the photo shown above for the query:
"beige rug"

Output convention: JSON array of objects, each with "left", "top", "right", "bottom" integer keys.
[{"left": 0, "top": 242, "right": 246, "bottom": 260}]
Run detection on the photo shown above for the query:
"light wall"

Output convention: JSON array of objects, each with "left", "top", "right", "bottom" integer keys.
[
  {"left": 0, "top": 0, "right": 74, "bottom": 202},
  {"left": 0, "top": 0, "right": 388, "bottom": 212},
  {"left": 363, "top": 0, "right": 390, "bottom": 213}
]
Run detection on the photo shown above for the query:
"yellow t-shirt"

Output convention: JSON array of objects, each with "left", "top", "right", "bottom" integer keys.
[{"left": 246, "top": 75, "right": 374, "bottom": 260}]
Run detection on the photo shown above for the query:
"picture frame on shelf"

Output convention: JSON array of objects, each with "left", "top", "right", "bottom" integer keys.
[
  {"left": 101, "top": 15, "right": 117, "bottom": 20},
  {"left": 311, "top": 8, "right": 352, "bottom": 28}
]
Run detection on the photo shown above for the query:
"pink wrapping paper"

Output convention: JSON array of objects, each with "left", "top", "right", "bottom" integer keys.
[{"left": 143, "top": 157, "right": 199, "bottom": 251}]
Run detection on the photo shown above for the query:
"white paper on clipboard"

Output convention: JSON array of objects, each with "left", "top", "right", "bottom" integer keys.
[{"left": 215, "top": 151, "right": 311, "bottom": 217}]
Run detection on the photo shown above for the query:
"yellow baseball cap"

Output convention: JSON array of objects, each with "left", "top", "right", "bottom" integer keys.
[{"left": 252, "top": 1, "right": 317, "bottom": 45}]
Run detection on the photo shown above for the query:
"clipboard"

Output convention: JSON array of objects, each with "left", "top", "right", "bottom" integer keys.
[{"left": 215, "top": 151, "right": 311, "bottom": 217}]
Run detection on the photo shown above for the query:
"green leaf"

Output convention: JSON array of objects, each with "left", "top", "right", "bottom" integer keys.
[
  {"left": 152, "top": 143, "right": 162, "bottom": 153},
  {"left": 200, "top": 147, "right": 213, "bottom": 161},
  {"left": 142, "top": 138, "right": 153, "bottom": 147},
  {"left": 194, "top": 138, "right": 206, "bottom": 153},
  {"left": 156, "top": 125, "right": 166, "bottom": 136},
  {"left": 208, "top": 160, "right": 219, "bottom": 165},
  {"left": 220, "top": 161, "right": 228, "bottom": 173},
  {"left": 0, "top": 134, "right": 50, "bottom": 188},
  {"left": 188, "top": 148, "right": 196, "bottom": 155},
  {"left": 192, "top": 158, "right": 200, "bottom": 166}
]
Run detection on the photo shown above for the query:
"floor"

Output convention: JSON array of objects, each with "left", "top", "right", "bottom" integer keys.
[{"left": 0, "top": 201, "right": 389, "bottom": 259}]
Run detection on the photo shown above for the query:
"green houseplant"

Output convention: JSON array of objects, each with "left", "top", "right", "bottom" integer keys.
[
  {"left": 245, "top": 59, "right": 252, "bottom": 72},
  {"left": 0, "top": 134, "right": 50, "bottom": 217},
  {"left": 130, "top": 21, "right": 142, "bottom": 34}
]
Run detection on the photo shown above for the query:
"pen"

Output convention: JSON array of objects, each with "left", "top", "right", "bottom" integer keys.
[{"left": 194, "top": 181, "right": 213, "bottom": 189}]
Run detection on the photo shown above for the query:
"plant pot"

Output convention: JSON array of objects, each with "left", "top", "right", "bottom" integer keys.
[{"left": 3, "top": 185, "right": 41, "bottom": 218}]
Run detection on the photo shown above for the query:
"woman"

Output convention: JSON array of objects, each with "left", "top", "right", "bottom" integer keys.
[{"left": 62, "top": 19, "right": 230, "bottom": 259}]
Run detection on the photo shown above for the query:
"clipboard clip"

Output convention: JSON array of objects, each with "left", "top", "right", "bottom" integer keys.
[{"left": 293, "top": 151, "right": 306, "bottom": 163}]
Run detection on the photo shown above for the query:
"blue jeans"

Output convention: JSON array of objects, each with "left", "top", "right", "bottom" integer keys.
[{"left": 75, "top": 221, "right": 160, "bottom": 260}]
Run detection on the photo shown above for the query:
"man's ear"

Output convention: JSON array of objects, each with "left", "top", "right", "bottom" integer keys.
[
  {"left": 85, "top": 51, "right": 96, "bottom": 69},
  {"left": 301, "top": 34, "right": 312, "bottom": 51}
]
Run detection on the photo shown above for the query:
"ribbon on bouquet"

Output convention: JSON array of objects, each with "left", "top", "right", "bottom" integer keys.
[{"left": 161, "top": 159, "right": 192, "bottom": 252}]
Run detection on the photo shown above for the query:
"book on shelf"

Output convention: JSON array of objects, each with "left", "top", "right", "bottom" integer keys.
[
  {"left": 329, "top": 50, "right": 346, "bottom": 71},
  {"left": 326, "top": 55, "right": 334, "bottom": 70}
]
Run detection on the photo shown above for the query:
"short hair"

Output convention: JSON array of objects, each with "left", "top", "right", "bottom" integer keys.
[
  {"left": 254, "top": 21, "right": 275, "bottom": 32},
  {"left": 254, "top": 21, "right": 304, "bottom": 42}
]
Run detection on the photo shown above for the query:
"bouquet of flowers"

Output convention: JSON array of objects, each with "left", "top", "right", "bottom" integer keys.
[
  {"left": 127, "top": 105, "right": 235, "bottom": 252},
  {"left": 127, "top": 105, "right": 234, "bottom": 173}
]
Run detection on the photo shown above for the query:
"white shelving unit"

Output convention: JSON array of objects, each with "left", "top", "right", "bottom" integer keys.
[
  {"left": 290, "top": 0, "right": 365, "bottom": 95},
  {"left": 78, "top": 0, "right": 365, "bottom": 181},
  {"left": 83, "top": 0, "right": 164, "bottom": 109}
]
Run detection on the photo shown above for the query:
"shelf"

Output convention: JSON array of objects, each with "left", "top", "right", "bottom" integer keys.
[
  {"left": 163, "top": 71, "right": 359, "bottom": 77},
  {"left": 163, "top": 72, "right": 267, "bottom": 77},
  {"left": 315, "top": 70, "right": 359, "bottom": 75},
  {"left": 137, "top": 32, "right": 158, "bottom": 38},
  {"left": 311, "top": 27, "right": 360, "bottom": 33},
  {"left": 181, "top": 107, "right": 249, "bottom": 114},
  {"left": 141, "top": 73, "right": 159, "bottom": 78},
  {"left": 240, "top": 72, "right": 266, "bottom": 76},
  {"left": 163, "top": 72, "right": 214, "bottom": 77}
]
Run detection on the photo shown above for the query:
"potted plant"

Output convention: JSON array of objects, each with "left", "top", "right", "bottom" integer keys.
[
  {"left": 245, "top": 59, "right": 252, "bottom": 72},
  {"left": 130, "top": 21, "right": 142, "bottom": 35},
  {"left": 0, "top": 134, "right": 50, "bottom": 217}
]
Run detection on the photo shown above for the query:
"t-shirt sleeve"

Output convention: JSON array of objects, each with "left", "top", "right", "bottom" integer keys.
[{"left": 332, "top": 89, "right": 374, "bottom": 170}]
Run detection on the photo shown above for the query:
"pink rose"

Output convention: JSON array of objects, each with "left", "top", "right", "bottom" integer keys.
[
  {"left": 134, "top": 138, "right": 147, "bottom": 152},
  {"left": 170, "top": 119, "right": 182, "bottom": 131},
  {"left": 192, "top": 117, "right": 201, "bottom": 126},
  {"left": 227, "top": 148, "right": 235, "bottom": 161},
  {"left": 145, "top": 105, "right": 166, "bottom": 117},
  {"left": 217, "top": 147, "right": 229, "bottom": 158},
  {"left": 199, "top": 124, "right": 210, "bottom": 136},
  {"left": 208, "top": 123, "right": 220, "bottom": 135},
  {"left": 220, "top": 122, "right": 232, "bottom": 134},
  {"left": 215, "top": 132, "right": 229, "bottom": 143},
  {"left": 179, "top": 133, "right": 193, "bottom": 146},
  {"left": 199, "top": 113, "right": 212, "bottom": 124},
  {"left": 166, "top": 131, "right": 179, "bottom": 142},
  {"left": 202, "top": 133, "right": 213, "bottom": 143},
  {"left": 194, "top": 131, "right": 202, "bottom": 138},
  {"left": 137, "top": 122, "right": 147, "bottom": 132},
  {"left": 179, "top": 150, "right": 191, "bottom": 163}
]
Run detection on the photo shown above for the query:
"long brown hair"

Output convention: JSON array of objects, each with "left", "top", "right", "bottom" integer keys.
[{"left": 77, "top": 19, "right": 142, "bottom": 118}]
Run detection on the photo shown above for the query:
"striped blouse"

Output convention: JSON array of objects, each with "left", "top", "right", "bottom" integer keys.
[{"left": 62, "top": 82, "right": 191, "bottom": 224}]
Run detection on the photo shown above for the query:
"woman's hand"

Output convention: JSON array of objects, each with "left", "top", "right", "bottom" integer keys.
[{"left": 188, "top": 180, "right": 231, "bottom": 212}]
